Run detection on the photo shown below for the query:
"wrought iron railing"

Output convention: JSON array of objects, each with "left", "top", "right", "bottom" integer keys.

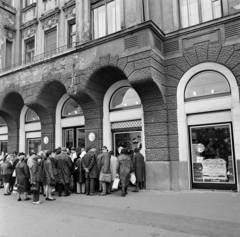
[{"left": 0, "top": 42, "right": 77, "bottom": 74}]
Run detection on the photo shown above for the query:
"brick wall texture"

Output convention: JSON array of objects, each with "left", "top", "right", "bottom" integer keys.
[{"left": 0, "top": 42, "right": 240, "bottom": 160}]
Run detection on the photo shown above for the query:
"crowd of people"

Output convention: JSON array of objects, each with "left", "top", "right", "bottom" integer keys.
[{"left": 0, "top": 145, "right": 145, "bottom": 204}]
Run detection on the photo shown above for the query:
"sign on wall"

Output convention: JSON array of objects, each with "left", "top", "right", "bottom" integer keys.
[
  {"left": 41, "top": 133, "right": 52, "bottom": 151},
  {"left": 85, "top": 129, "right": 99, "bottom": 151}
]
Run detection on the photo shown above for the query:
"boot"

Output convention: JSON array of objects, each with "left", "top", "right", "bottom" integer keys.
[{"left": 121, "top": 188, "right": 125, "bottom": 197}]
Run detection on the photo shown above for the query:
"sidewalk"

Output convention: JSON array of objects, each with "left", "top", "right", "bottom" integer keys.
[{"left": 0, "top": 187, "right": 239, "bottom": 237}]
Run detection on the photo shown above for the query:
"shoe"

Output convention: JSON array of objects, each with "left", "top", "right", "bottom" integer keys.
[
  {"left": 58, "top": 195, "right": 62, "bottom": 197},
  {"left": 25, "top": 197, "right": 31, "bottom": 201},
  {"left": 33, "top": 201, "right": 41, "bottom": 205},
  {"left": 47, "top": 198, "right": 56, "bottom": 201},
  {"left": 43, "top": 194, "right": 46, "bottom": 197},
  {"left": 99, "top": 193, "right": 107, "bottom": 196},
  {"left": 17, "top": 198, "right": 22, "bottom": 201},
  {"left": 4, "top": 193, "right": 10, "bottom": 196},
  {"left": 64, "top": 193, "right": 70, "bottom": 197},
  {"left": 86, "top": 193, "right": 90, "bottom": 196},
  {"left": 132, "top": 189, "right": 139, "bottom": 192}
]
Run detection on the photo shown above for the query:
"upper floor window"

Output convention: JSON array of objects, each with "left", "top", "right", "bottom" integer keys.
[
  {"left": 92, "top": 0, "right": 121, "bottom": 39},
  {"left": 26, "top": 0, "right": 36, "bottom": 7},
  {"left": 110, "top": 87, "right": 141, "bottom": 111},
  {"left": 68, "top": 20, "right": 76, "bottom": 47},
  {"left": 26, "top": 108, "right": 40, "bottom": 123},
  {"left": 180, "top": 0, "right": 222, "bottom": 28},
  {"left": 62, "top": 98, "right": 83, "bottom": 117},
  {"left": 0, "top": 117, "right": 6, "bottom": 127},
  {"left": 45, "top": 28, "right": 57, "bottom": 53},
  {"left": 5, "top": 40, "right": 13, "bottom": 69},
  {"left": 25, "top": 38, "right": 35, "bottom": 62},
  {"left": 185, "top": 71, "right": 230, "bottom": 101}
]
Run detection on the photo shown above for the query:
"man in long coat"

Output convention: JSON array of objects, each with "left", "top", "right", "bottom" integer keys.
[
  {"left": 82, "top": 146, "right": 98, "bottom": 196},
  {"left": 132, "top": 147, "right": 145, "bottom": 192},
  {"left": 55, "top": 147, "right": 72, "bottom": 196}
]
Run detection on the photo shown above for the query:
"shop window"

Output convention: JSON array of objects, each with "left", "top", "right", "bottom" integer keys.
[
  {"left": 25, "top": 108, "right": 39, "bottom": 123},
  {"left": 62, "top": 98, "right": 83, "bottom": 117},
  {"left": 110, "top": 87, "right": 141, "bottom": 111},
  {"left": 92, "top": 0, "right": 121, "bottom": 39},
  {"left": 45, "top": 28, "right": 57, "bottom": 53},
  {"left": 180, "top": 0, "right": 222, "bottom": 28},
  {"left": 0, "top": 117, "right": 6, "bottom": 127},
  {"left": 189, "top": 123, "right": 235, "bottom": 185},
  {"left": 28, "top": 138, "right": 41, "bottom": 154},
  {"left": 5, "top": 40, "right": 12, "bottom": 69},
  {"left": 68, "top": 20, "right": 76, "bottom": 48},
  {"left": 25, "top": 38, "right": 35, "bottom": 62},
  {"left": 26, "top": 0, "right": 36, "bottom": 6},
  {"left": 185, "top": 71, "right": 230, "bottom": 101},
  {"left": 0, "top": 141, "right": 8, "bottom": 153}
]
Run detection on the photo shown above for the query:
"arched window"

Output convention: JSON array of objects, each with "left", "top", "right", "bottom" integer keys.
[
  {"left": 62, "top": 98, "right": 83, "bottom": 117},
  {"left": 0, "top": 116, "right": 6, "bottom": 126},
  {"left": 185, "top": 71, "right": 230, "bottom": 101},
  {"left": 25, "top": 108, "right": 39, "bottom": 122},
  {"left": 110, "top": 87, "right": 141, "bottom": 111}
]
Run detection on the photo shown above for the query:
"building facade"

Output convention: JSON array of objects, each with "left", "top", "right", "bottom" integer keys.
[{"left": 0, "top": 0, "right": 240, "bottom": 192}]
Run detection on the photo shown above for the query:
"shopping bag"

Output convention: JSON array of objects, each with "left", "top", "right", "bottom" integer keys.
[
  {"left": 130, "top": 172, "right": 136, "bottom": 184},
  {"left": 99, "top": 173, "right": 112, "bottom": 183},
  {"left": 12, "top": 184, "right": 18, "bottom": 194},
  {"left": 112, "top": 178, "right": 120, "bottom": 189}
]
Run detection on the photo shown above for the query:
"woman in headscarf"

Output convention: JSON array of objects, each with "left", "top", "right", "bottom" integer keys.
[
  {"left": 1, "top": 154, "right": 14, "bottom": 195},
  {"left": 116, "top": 148, "right": 133, "bottom": 197},
  {"left": 15, "top": 153, "right": 31, "bottom": 201},
  {"left": 42, "top": 150, "right": 55, "bottom": 201}
]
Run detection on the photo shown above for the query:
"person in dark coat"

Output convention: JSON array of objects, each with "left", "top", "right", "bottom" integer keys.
[
  {"left": 32, "top": 154, "right": 43, "bottom": 204},
  {"left": 132, "top": 148, "right": 145, "bottom": 192},
  {"left": 55, "top": 147, "right": 72, "bottom": 196},
  {"left": 98, "top": 146, "right": 111, "bottom": 196},
  {"left": 82, "top": 146, "right": 98, "bottom": 196},
  {"left": 42, "top": 150, "right": 55, "bottom": 201},
  {"left": 75, "top": 149, "right": 86, "bottom": 194},
  {"left": 116, "top": 148, "right": 133, "bottom": 197},
  {"left": 15, "top": 153, "right": 31, "bottom": 201}
]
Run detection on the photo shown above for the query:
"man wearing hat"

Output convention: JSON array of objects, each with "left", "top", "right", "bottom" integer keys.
[
  {"left": 82, "top": 145, "right": 98, "bottom": 196},
  {"left": 55, "top": 147, "right": 72, "bottom": 196}
]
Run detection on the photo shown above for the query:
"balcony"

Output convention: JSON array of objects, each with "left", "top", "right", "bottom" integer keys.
[{"left": 0, "top": 42, "right": 77, "bottom": 75}]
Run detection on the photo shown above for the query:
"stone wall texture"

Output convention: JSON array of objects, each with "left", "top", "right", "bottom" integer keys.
[{"left": 0, "top": 41, "right": 240, "bottom": 161}]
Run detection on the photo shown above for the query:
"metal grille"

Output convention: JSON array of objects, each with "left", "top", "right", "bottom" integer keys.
[
  {"left": 153, "top": 35, "right": 163, "bottom": 53},
  {"left": 164, "top": 39, "right": 179, "bottom": 53},
  {"left": 111, "top": 120, "right": 142, "bottom": 129},
  {"left": 225, "top": 23, "right": 240, "bottom": 38},
  {"left": 125, "top": 36, "right": 138, "bottom": 50}
]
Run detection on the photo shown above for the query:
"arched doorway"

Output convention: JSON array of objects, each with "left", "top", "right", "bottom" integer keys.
[
  {"left": 55, "top": 94, "right": 85, "bottom": 151},
  {"left": 19, "top": 106, "right": 41, "bottom": 154},
  {"left": 103, "top": 80, "right": 144, "bottom": 156},
  {"left": 177, "top": 63, "right": 240, "bottom": 191}
]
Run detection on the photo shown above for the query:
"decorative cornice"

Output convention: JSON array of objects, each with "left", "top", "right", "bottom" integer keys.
[
  {"left": 39, "top": 7, "right": 61, "bottom": 29},
  {"left": 21, "top": 18, "right": 38, "bottom": 30},
  {"left": 22, "top": 2, "right": 37, "bottom": 13},
  {"left": 4, "top": 24, "right": 16, "bottom": 40},
  {"left": 62, "top": 0, "right": 76, "bottom": 19},
  {"left": 21, "top": 19, "right": 38, "bottom": 39},
  {"left": 0, "top": 0, "right": 16, "bottom": 14}
]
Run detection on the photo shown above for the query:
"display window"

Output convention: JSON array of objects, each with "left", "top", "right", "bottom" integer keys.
[
  {"left": 63, "top": 127, "right": 85, "bottom": 151},
  {"left": 28, "top": 138, "right": 41, "bottom": 154},
  {"left": 0, "top": 141, "right": 7, "bottom": 153},
  {"left": 114, "top": 131, "right": 142, "bottom": 157},
  {"left": 189, "top": 123, "right": 237, "bottom": 190}
]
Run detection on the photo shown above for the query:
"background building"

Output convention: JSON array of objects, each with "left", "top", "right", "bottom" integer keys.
[{"left": 0, "top": 0, "right": 240, "bottom": 192}]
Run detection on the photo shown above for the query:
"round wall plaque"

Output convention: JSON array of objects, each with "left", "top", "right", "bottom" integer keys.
[
  {"left": 43, "top": 136, "right": 49, "bottom": 144},
  {"left": 88, "top": 132, "right": 96, "bottom": 142}
]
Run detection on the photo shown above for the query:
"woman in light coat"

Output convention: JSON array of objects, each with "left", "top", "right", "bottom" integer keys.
[{"left": 109, "top": 151, "right": 117, "bottom": 191}]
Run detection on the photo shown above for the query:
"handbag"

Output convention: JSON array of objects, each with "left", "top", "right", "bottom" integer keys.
[
  {"left": 130, "top": 172, "right": 136, "bottom": 184},
  {"left": 99, "top": 173, "right": 112, "bottom": 183},
  {"left": 30, "top": 184, "right": 38, "bottom": 194},
  {"left": 112, "top": 178, "right": 120, "bottom": 189},
  {"left": 50, "top": 178, "right": 56, "bottom": 187}
]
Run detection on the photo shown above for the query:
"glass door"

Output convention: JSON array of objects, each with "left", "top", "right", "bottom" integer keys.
[
  {"left": 0, "top": 141, "right": 8, "bottom": 153},
  {"left": 63, "top": 127, "right": 85, "bottom": 151},
  {"left": 189, "top": 123, "right": 237, "bottom": 190},
  {"left": 28, "top": 138, "right": 41, "bottom": 154},
  {"left": 64, "top": 129, "right": 74, "bottom": 151},
  {"left": 77, "top": 128, "right": 85, "bottom": 149}
]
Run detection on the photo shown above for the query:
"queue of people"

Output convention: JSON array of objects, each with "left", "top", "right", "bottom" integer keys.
[{"left": 0, "top": 145, "right": 145, "bottom": 204}]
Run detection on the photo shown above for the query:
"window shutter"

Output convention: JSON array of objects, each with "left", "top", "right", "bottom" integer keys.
[{"left": 45, "top": 29, "right": 57, "bottom": 52}]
